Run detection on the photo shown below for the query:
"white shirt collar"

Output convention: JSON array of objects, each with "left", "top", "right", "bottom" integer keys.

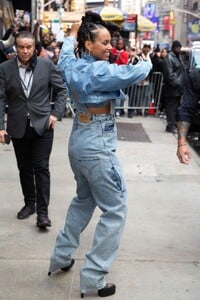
[{"left": 17, "top": 57, "right": 30, "bottom": 69}]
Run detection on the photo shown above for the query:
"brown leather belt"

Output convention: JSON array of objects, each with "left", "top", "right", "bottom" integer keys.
[{"left": 87, "top": 105, "right": 111, "bottom": 114}]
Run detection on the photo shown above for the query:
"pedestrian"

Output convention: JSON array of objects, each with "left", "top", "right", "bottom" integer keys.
[
  {"left": 0, "top": 24, "right": 16, "bottom": 63},
  {"left": 126, "top": 47, "right": 140, "bottom": 118},
  {"left": 0, "top": 31, "right": 67, "bottom": 228},
  {"left": 48, "top": 11, "right": 152, "bottom": 298},
  {"left": 110, "top": 37, "right": 129, "bottom": 65},
  {"left": 111, "top": 37, "right": 129, "bottom": 116},
  {"left": 176, "top": 68, "right": 200, "bottom": 164},
  {"left": 151, "top": 46, "right": 161, "bottom": 73},
  {"left": 162, "top": 40, "right": 188, "bottom": 133},
  {"left": 158, "top": 48, "right": 168, "bottom": 115},
  {"left": 139, "top": 44, "right": 151, "bottom": 60}
]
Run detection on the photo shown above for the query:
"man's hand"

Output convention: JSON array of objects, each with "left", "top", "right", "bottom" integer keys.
[
  {"left": 177, "top": 121, "right": 191, "bottom": 164},
  {"left": 0, "top": 130, "right": 8, "bottom": 144},
  {"left": 48, "top": 115, "right": 57, "bottom": 129},
  {"left": 177, "top": 144, "right": 191, "bottom": 164}
]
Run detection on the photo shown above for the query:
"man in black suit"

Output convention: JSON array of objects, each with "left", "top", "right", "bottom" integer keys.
[{"left": 0, "top": 31, "right": 67, "bottom": 228}]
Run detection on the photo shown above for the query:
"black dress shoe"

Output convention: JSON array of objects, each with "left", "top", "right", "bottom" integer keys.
[
  {"left": 128, "top": 113, "right": 134, "bottom": 118},
  {"left": 37, "top": 215, "right": 51, "bottom": 228},
  {"left": 120, "top": 109, "right": 125, "bottom": 116},
  {"left": 17, "top": 205, "right": 35, "bottom": 219},
  {"left": 61, "top": 259, "right": 75, "bottom": 272},
  {"left": 80, "top": 283, "right": 116, "bottom": 298},
  {"left": 98, "top": 283, "right": 116, "bottom": 297},
  {"left": 48, "top": 259, "right": 75, "bottom": 276}
]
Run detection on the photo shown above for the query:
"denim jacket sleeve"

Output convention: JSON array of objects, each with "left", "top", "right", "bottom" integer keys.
[{"left": 58, "top": 36, "right": 152, "bottom": 104}]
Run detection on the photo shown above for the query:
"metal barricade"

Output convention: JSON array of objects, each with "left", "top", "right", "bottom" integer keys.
[
  {"left": 50, "top": 87, "right": 75, "bottom": 117},
  {"left": 120, "top": 72, "right": 164, "bottom": 115}
]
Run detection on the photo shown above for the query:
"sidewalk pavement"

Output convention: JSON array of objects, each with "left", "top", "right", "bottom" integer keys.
[{"left": 0, "top": 115, "right": 200, "bottom": 300}]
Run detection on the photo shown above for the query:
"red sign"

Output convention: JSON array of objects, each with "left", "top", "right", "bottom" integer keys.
[{"left": 127, "top": 14, "right": 137, "bottom": 23}]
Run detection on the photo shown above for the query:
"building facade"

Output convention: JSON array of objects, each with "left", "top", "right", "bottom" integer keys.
[
  {"left": 152, "top": 0, "right": 200, "bottom": 45},
  {"left": 2, "top": 0, "right": 199, "bottom": 44}
]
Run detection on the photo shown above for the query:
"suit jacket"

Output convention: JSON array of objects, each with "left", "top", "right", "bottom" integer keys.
[{"left": 0, "top": 56, "right": 67, "bottom": 138}]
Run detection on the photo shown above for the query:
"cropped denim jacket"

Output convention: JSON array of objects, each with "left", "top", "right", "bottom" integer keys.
[{"left": 58, "top": 36, "right": 152, "bottom": 107}]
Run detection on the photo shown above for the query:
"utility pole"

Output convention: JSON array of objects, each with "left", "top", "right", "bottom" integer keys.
[
  {"left": 31, "top": 1, "right": 36, "bottom": 26},
  {"left": 55, "top": 0, "right": 62, "bottom": 26},
  {"left": 31, "top": 0, "right": 41, "bottom": 28},
  {"left": 118, "top": 0, "right": 122, "bottom": 9},
  {"left": 37, "top": 0, "right": 42, "bottom": 20}
]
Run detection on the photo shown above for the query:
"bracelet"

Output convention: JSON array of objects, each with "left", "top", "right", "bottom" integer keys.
[{"left": 178, "top": 143, "right": 187, "bottom": 147}]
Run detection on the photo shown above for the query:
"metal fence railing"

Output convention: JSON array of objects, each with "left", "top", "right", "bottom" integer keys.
[
  {"left": 120, "top": 72, "right": 164, "bottom": 116},
  {"left": 49, "top": 72, "right": 164, "bottom": 118}
]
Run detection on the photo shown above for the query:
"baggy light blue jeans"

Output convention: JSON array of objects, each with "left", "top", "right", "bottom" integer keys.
[{"left": 49, "top": 113, "right": 127, "bottom": 293}]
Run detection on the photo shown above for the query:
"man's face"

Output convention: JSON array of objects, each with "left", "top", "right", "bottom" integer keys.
[
  {"left": 143, "top": 46, "right": 150, "bottom": 55},
  {"left": 42, "top": 34, "right": 51, "bottom": 47},
  {"left": 173, "top": 46, "right": 181, "bottom": 54},
  {"left": 15, "top": 37, "right": 35, "bottom": 65}
]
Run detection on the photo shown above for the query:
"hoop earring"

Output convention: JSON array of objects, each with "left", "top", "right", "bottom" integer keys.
[{"left": 86, "top": 49, "right": 91, "bottom": 56}]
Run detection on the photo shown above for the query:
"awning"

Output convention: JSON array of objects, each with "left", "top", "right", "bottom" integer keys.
[
  {"left": 91, "top": 6, "right": 124, "bottom": 22},
  {"left": 137, "top": 15, "right": 155, "bottom": 32},
  {"left": 122, "top": 15, "right": 156, "bottom": 32}
]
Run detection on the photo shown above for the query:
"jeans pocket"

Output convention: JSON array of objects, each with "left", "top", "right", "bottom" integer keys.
[
  {"left": 111, "top": 166, "right": 123, "bottom": 191},
  {"left": 103, "top": 122, "right": 115, "bottom": 134}
]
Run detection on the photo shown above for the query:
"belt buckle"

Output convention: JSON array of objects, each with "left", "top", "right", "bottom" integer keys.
[{"left": 78, "top": 112, "right": 91, "bottom": 123}]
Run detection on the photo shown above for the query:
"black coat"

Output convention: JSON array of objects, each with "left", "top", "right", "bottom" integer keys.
[{"left": 162, "top": 51, "right": 188, "bottom": 97}]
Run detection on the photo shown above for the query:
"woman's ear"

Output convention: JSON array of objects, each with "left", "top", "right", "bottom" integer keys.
[{"left": 85, "top": 40, "right": 93, "bottom": 52}]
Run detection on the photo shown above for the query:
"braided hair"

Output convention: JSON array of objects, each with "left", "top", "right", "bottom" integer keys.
[{"left": 76, "top": 11, "right": 107, "bottom": 57}]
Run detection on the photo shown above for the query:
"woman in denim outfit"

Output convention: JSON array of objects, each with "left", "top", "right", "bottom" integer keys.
[{"left": 48, "top": 12, "right": 152, "bottom": 298}]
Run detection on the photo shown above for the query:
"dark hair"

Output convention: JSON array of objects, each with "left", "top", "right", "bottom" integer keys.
[
  {"left": 143, "top": 44, "right": 151, "bottom": 49},
  {"left": 15, "top": 31, "right": 35, "bottom": 44},
  {"left": 161, "top": 48, "right": 167, "bottom": 53},
  {"left": 76, "top": 11, "right": 107, "bottom": 57},
  {"left": 171, "top": 40, "right": 182, "bottom": 50}
]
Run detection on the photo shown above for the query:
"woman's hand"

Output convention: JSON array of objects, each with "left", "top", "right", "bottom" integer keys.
[{"left": 70, "top": 23, "right": 80, "bottom": 38}]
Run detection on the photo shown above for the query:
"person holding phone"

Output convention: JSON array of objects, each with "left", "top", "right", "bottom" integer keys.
[{"left": 0, "top": 31, "right": 67, "bottom": 228}]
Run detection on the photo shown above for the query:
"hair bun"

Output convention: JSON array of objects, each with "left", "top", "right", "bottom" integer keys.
[{"left": 83, "top": 11, "right": 105, "bottom": 26}]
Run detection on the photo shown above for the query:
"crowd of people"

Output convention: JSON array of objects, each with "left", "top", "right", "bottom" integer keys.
[
  {"left": 0, "top": 11, "right": 199, "bottom": 298},
  {"left": 0, "top": 19, "right": 190, "bottom": 133},
  {"left": 0, "top": 19, "right": 171, "bottom": 122}
]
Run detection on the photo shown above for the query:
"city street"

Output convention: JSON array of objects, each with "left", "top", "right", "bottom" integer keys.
[{"left": 1, "top": 115, "right": 200, "bottom": 300}]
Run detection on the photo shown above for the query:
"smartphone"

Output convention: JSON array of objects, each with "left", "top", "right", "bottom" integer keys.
[{"left": 4, "top": 134, "right": 11, "bottom": 145}]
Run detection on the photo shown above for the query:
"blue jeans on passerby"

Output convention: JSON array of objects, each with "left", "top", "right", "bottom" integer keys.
[{"left": 49, "top": 113, "right": 127, "bottom": 292}]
